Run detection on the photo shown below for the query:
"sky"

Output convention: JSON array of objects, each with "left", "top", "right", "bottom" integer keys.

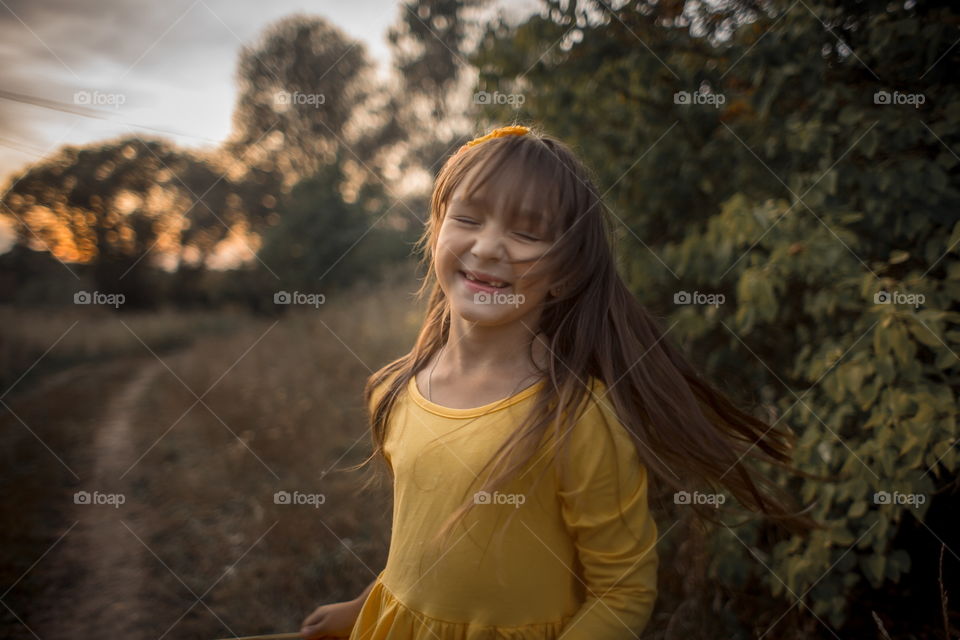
[{"left": 0, "top": 0, "right": 539, "bottom": 253}]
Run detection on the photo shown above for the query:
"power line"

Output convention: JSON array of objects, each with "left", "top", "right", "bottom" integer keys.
[
  {"left": 0, "top": 88, "right": 225, "bottom": 145},
  {"left": 0, "top": 136, "right": 46, "bottom": 157}
]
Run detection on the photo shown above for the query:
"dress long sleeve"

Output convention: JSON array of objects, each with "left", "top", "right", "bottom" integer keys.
[{"left": 555, "top": 389, "right": 659, "bottom": 639}]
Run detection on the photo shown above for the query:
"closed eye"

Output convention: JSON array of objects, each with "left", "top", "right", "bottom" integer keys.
[{"left": 451, "top": 216, "right": 541, "bottom": 241}]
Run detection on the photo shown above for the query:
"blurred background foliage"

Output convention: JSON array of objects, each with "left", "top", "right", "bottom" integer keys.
[
  {"left": 1, "top": 0, "right": 958, "bottom": 638},
  {"left": 473, "top": 0, "right": 959, "bottom": 635}
]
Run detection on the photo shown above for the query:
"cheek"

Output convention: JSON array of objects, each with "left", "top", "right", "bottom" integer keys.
[
  {"left": 433, "top": 237, "right": 463, "bottom": 285},
  {"left": 435, "top": 226, "right": 462, "bottom": 259},
  {"left": 434, "top": 230, "right": 455, "bottom": 261},
  {"left": 508, "top": 273, "right": 551, "bottom": 306},
  {"left": 512, "top": 264, "right": 552, "bottom": 292}
]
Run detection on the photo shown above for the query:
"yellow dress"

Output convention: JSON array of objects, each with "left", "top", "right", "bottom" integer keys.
[{"left": 349, "top": 374, "right": 658, "bottom": 640}]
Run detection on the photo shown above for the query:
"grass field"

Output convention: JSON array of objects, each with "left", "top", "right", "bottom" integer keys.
[{"left": 1, "top": 266, "right": 424, "bottom": 639}]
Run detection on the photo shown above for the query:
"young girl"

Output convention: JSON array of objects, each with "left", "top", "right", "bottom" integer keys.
[{"left": 300, "top": 125, "right": 819, "bottom": 639}]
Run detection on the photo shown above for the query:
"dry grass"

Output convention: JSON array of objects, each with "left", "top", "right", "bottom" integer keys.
[
  {"left": 0, "top": 304, "right": 248, "bottom": 393},
  {"left": 0, "top": 265, "right": 425, "bottom": 639},
  {"left": 121, "top": 266, "right": 424, "bottom": 638}
]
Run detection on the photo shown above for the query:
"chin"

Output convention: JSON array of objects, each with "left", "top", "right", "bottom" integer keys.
[
  {"left": 456, "top": 299, "right": 526, "bottom": 323},
  {"left": 450, "top": 304, "right": 503, "bottom": 322}
]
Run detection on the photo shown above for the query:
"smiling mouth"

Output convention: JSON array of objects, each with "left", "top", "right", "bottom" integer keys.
[{"left": 459, "top": 271, "right": 511, "bottom": 289}]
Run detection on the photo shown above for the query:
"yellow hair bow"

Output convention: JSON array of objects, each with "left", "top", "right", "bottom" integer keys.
[{"left": 455, "top": 125, "right": 530, "bottom": 156}]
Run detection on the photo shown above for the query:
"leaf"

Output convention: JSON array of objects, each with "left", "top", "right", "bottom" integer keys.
[
  {"left": 887, "top": 549, "right": 911, "bottom": 579},
  {"left": 889, "top": 250, "right": 910, "bottom": 264},
  {"left": 831, "top": 527, "right": 856, "bottom": 546},
  {"left": 841, "top": 362, "right": 867, "bottom": 396},
  {"left": 849, "top": 500, "right": 868, "bottom": 518},
  {"left": 862, "top": 553, "right": 885, "bottom": 587},
  {"left": 875, "top": 353, "right": 895, "bottom": 384},
  {"left": 878, "top": 445, "right": 897, "bottom": 476},
  {"left": 908, "top": 321, "right": 944, "bottom": 348},
  {"left": 935, "top": 349, "right": 958, "bottom": 370},
  {"left": 874, "top": 321, "right": 890, "bottom": 357},
  {"left": 949, "top": 219, "right": 960, "bottom": 255},
  {"left": 838, "top": 105, "right": 860, "bottom": 126},
  {"left": 899, "top": 433, "right": 920, "bottom": 456},
  {"left": 824, "top": 371, "right": 844, "bottom": 403},
  {"left": 888, "top": 322, "right": 914, "bottom": 366}
]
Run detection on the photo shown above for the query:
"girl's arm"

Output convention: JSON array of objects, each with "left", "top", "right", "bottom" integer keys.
[
  {"left": 356, "top": 577, "right": 377, "bottom": 603},
  {"left": 555, "top": 397, "right": 659, "bottom": 639},
  {"left": 300, "top": 573, "right": 381, "bottom": 639}
]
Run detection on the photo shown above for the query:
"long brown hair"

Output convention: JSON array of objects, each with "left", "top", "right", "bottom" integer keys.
[{"left": 358, "top": 124, "right": 823, "bottom": 562}]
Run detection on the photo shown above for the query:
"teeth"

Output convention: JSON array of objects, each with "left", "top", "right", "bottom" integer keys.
[{"left": 464, "top": 273, "right": 507, "bottom": 287}]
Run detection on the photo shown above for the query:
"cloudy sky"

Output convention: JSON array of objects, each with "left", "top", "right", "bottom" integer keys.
[
  {"left": 0, "top": 0, "right": 538, "bottom": 253},
  {"left": 0, "top": 0, "right": 538, "bottom": 184}
]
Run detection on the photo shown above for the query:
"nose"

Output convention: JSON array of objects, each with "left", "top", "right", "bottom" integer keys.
[{"left": 469, "top": 222, "right": 507, "bottom": 261}]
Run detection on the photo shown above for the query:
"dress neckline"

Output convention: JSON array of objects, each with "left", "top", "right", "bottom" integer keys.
[{"left": 408, "top": 374, "right": 546, "bottom": 418}]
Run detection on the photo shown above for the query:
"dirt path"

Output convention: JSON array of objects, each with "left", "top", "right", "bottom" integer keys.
[
  {"left": 65, "top": 360, "right": 164, "bottom": 637},
  {"left": 13, "top": 358, "right": 166, "bottom": 640}
]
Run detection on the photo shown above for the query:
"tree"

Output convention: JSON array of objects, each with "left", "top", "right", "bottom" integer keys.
[
  {"left": 256, "top": 155, "right": 412, "bottom": 306},
  {"left": 473, "top": 0, "right": 960, "bottom": 635},
  {"left": 388, "top": 0, "right": 489, "bottom": 117},
  {"left": 229, "top": 14, "right": 391, "bottom": 185},
  {"left": 1, "top": 137, "right": 278, "bottom": 307},
  {"left": 385, "top": 0, "right": 493, "bottom": 188}
]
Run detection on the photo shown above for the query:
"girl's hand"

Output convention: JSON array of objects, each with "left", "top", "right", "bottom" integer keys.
[{"left": 300, "top": 598, "right": 364, "bottom": 639}]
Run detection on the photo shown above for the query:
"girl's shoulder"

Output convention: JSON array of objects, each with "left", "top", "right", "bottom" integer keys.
[
  {"left": 366, "top": 368, "right": 404, "bottom": 414},
  {"left": 544, "top": 376, "right": 633, "bottom": 453},
  {"left": 572, "top": 376, "right": 629, "bottom": 439}
]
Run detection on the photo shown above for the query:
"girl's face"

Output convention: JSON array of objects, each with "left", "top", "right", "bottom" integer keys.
[{"left": 435, "top": 173, "right": 558, "bottom": 329}]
